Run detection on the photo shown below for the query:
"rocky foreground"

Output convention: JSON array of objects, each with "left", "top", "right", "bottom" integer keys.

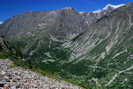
[{"left": 0, "top": 59, "right": 82, "bottom": 89}]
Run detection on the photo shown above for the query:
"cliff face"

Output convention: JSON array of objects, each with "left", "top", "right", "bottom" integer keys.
[{"left": 0, "top": 3, "right": 133, "bottom": 89}]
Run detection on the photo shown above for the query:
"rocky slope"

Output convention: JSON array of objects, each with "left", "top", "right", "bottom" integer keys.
[
  {"left": 0, "top": 59, "right": 82, "bottom": 89},
  {"left": 63, "top": 3, "right": 133, "bottom": 88},
  {"left": 0, "top": 4, "right": 118, "bottom": 62},
  {"left": 0, "top": 2, "right": 133, "bottom": 89}
]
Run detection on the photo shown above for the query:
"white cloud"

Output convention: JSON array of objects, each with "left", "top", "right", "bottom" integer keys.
[
  {"left": 93, "top": 9, "right": 102, "bottom": 13},
  {"left": 0, "top": 21, "right": 3, "bottom": 24}
]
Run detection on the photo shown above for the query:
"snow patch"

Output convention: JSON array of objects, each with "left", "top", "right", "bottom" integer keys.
[
  {"left": 93, "top": 4, "right": 125, "bottom": 14},
  {"left": 103, "top": 4, "right": 125, "bottom": 10}
]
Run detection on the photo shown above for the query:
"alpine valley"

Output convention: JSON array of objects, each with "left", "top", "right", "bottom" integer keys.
[{"left": 0, "top": 2, "right": 133, "bottom": 89}]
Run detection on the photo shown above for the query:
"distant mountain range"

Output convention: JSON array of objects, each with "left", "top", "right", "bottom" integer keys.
[{"left": 0, "top": 3, "right": 133, "bottom": 89}]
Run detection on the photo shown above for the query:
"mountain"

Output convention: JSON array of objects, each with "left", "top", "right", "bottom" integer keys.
[
  {"left": 0, "top": 3, "right": 133, "bottom": 89},
  {"left": 0, "top": 5, "right": 117, "bottom": 60},
  {"left": 63, "top": 3, "right": 133, "bottom": 88},
  {"left": 92, "top": 4, "right": 125, "bottom": 18},
  {"left": 93, "top": 4, "right": 125, "bottom": 13}
]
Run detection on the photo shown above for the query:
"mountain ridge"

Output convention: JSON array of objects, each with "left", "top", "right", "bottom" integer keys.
[{"left": 0, "top": 2, "right": 133, "bottom": 89}]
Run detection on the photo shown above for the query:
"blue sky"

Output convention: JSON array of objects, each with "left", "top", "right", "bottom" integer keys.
[{"left": 0, "top": 0, "right": 132, "bottom": 21}]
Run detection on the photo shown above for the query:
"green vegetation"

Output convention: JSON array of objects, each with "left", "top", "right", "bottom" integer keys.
[
  {"left": 1, "top": 43, "right": 133, "bottom": 89},
  {"left": 0, "top": 51, "right": 10, "bottom": 59},
  {"left": 0, "top": 35, "right": 133, "bottom": 89}
]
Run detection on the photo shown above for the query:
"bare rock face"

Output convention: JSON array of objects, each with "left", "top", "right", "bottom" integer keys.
[{"left": 0, "top": 3, "right": 133, "bottom": 89}]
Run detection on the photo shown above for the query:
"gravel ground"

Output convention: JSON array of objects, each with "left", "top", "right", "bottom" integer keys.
[{"left": 0, "top": 59, "right": 82, "bottom": 89}]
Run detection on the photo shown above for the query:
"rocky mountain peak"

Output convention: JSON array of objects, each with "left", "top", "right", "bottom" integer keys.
[
  {"left": 58, "top": 7, "right": 78, "bottom": 16},
  {"left": 93, "top": 4, "right": 125, "bottom": 14},
  {"left": 103, "top": 4, "right": 125, "bottom": 10}
]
